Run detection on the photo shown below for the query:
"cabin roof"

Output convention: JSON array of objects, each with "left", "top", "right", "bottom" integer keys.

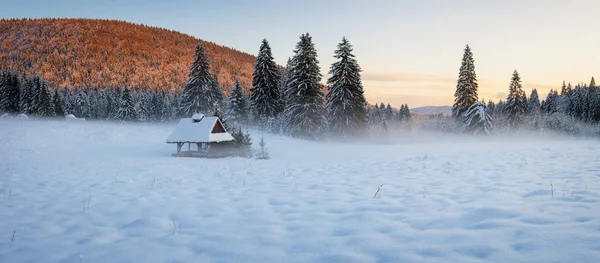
[{"left": 165, "top": 116, "right": 234, "bottom": 143}]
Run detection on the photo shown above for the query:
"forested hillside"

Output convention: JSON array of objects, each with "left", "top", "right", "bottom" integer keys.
[{"left": 0, "top": 18, "right": 255, "bottom": 92}]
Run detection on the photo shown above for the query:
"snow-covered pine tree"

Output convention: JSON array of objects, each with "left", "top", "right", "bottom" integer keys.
[
  {"left": 396, "top": 104, "right": 405, "bottom": 122},
  {"left": 403, "top": 104, "right": 412, "bottom": 122},
  {"left": 226, "top": 79, "right": 248, "bottom": 126},
  {"left": 462, "top": 101, "right": 493, "bottom": 135},
  {"left": 452, "top": 45, "right": 479, "bottom": 121},
  {"left": 179, "top": 44, "right": 219, "bottom": 117},
  {"left": 208, "top": 73, "right": 224, "bottom": 108},
  {"left": 325, "top": 37, "right": 367, "bottom": 137},
  {"left": 0, "top": 72, "right": 21, "bottom": 114},
  {"left": 528, "top": 89, "right": 541, "bottom": 114},
  {"left": 279, "top": 58, "right": 294, "bottom": 113},
  {"left": 96, "top": 89, "right": 109, "bottom": 119},
  {"left": 35, "top": 80, "right": 54, "bottom": 117},
  {"left": 19, "top": 77, "right": 34, "bottom": 114},
  {"left": 161, "top": 91, "right": 176, "bottom": 122},
  {"left": 505, "top": 70, "right": 527, "bottom": 129},
  {"left": 250, "top": 39, "right": 282, "bottom": 122},
  {"left": 283, "top": 33, "right": 326, "bottom": 139},
  {"left": 487, "top": 100, "right": 496, "bottom": 116},
  {"left": 116, "top": 88, "right": 137, "bottom": 121},
  {"left": 136, "top": 93, "right": 150, "bottom": 122},
  {"left": 561, "top": 81, "right": 568, "bottom": 96},
  {"left": 385, "top": 104, "right": 394, "bottom": 120},
  {"left": 52, "top": 89, "right": 64, "bottom": 117},
  {"left": 75, "top": 91, "right": 89, "bottom": 118},
  {"left": 30, "top": 76, "right": 45, "bottom": 114},
  {"left": 542, "top": 90, "right": 559, "bottom": 114}
]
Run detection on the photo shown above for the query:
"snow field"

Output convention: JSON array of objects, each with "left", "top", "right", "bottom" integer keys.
[{"left": 1, "top": 120, "right": 599, "bottom": 263}]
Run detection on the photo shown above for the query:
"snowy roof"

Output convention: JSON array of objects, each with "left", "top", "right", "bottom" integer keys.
[{"left": 165, "top": 116, "right": 234, "bottom": 143}]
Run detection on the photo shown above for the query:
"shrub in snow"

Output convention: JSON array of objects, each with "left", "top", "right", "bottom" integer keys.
[
  {"left": 229, "top": 128, "right": 253, "bottom": 158},
  {"left": 256, "top": 136, "right": 270, "bottom": 160}
]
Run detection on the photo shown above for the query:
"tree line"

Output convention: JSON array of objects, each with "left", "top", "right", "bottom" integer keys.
[
  {"left": 1, "top": 34, "right": 413, "bottom": 140},
  {"left": 451, "top": 45, "right": 597, "bottom": 135}
]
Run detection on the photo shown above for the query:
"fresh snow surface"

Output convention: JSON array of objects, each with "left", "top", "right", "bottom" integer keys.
[{"left": 1, "top": 119, "right": 600, "bottom": 263}]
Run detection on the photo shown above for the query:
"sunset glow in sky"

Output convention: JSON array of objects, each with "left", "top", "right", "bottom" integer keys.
[{"left": 2, "top": 0, "right": 598, "bottom": 107}]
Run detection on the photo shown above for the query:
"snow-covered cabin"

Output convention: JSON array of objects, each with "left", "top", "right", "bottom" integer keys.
[{"left": 165, "top": 114, "right": 235, "bottom": 156}]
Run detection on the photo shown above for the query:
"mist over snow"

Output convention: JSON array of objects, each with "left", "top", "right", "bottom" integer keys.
[{"left": 1, "top": 119, "right": 600, "bottom": 263}]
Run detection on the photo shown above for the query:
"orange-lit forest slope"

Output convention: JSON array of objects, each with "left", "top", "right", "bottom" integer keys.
[{"left": 0, "top": 18, "right": 256, "bottom": 93}]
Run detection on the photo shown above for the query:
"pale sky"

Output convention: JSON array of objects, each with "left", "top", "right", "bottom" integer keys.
[{"left": 1, "top": 0, "right": 598, "bottom": 107}]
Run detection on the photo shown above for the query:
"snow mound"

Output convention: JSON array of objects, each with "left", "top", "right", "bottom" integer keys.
[{"left": 66, "top": 114, "right": 86, "bottom": 122}]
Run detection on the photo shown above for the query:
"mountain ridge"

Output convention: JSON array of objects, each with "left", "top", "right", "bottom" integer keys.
[
  {"left": 410, "top": 105, "right": 452, "bottom": 115},
  {"left": 0, "top": 18, "right": 256, "bottom": 93}
]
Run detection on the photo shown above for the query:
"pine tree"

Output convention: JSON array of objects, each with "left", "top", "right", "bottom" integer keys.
[
  {"left": 325, "top": 37, "right": 367, "bottom": 137},
  {"left": 283, "top": 33, "right": 326, "bottom": 139},
  {"left": 452, "top": 45, "right": 479, "bottom": 121},
  {"left": 30, "top": 76, "right": 44, "bottom": 114},
  {"left": 179, "top": 44, "right": 219, "bottom": 117},
  {"left": 0, "top": 72, "right": 21, "bottom": 114},
  {"left": 279, "top": 58, "right": 294, "bottom": 112},
  {"left": 116, "top": 88, "right": 137, "bottom": 121},
  {"left": 226, "top": 79, "right": 248, "bottom": 126},
  {"left": 590, "top": 77, "right": 596, "bottom": 89},
  {"left": 52, "top": 89, "right": 64, "bottom": 117},
  {"left": 403, "top": 104, "right": 412, "bottom": 122},
  {"left": 19, "top": 77, "right": 34, "bottom": 114},
  {"left": 505, "top": 70, "right": 527, "bottom": 129},
  {"left": 250, "top": 39, "right": 282, "bottom": 121},
  {"left": 35, "top": 80, "right": 54, "bottom": 117},
  {"left": 542, "top": 90, "right": 559, "bottom": 114},
  {"left": 528, "top": 89, "right": 541, "bottom": 114},
  {"left": 75, "top": 91, "right": 89, "bottom": 118},
  {"left": 561, "top": 81, "right": 568, "bottom": 96},
  {"left": 462, "top": 101, "right": 493, "bottom": 135}
]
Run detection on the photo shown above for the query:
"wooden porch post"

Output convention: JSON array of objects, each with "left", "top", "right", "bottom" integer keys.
[
  {"left": 177, "top": 143, "right": 182, "bottom": 153},
  {"left": 196, "top": 143, "right": 202, "bottom": 152},
  {"left": 188, "top": 143, "right": 191, "bottom": 151}
]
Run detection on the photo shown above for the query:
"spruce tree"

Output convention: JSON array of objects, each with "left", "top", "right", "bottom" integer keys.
[
  {"left": 30, "top": 76, "right": 44, "bottom": 114},
  {"left": 226, "top": 79, "right": 248, "bottom": 126},
  {"left": 590, "top": 77, "right": 596, "bottom": 89},
  {"left": 528, "top": 89, "right": 541, "bottom": 114},
  {"left": 452, "top": 45, "right": 479, "bottom": 121},
  {"left": 279, "top": 58, "right": 294, "bottom": 112},
  {"left": 561, "top": 81, "right": 568, "bottom": 96},
  {"left": 403, "top": 104, "right": 412, "bottom": 121},
  {"left": 0, "top": 72, "right": 21, "bottom": 114},
  {"left": 505, "top": 70, "right": 527, "bottom": 129},
  {"left": 542, "top": 90, "right": 559, "bottom": 114},
  {"left": 283, "top": 33, "right": 326, "bottom": 139},
  {"left": 52, "top": 89, "right": 64, "bottom": 117},
  {"left": 250, "top": 39, "right": 282, "bottom": 121},
  {"left": 19, "top": 77, "right": 34, "bottom": 114},
  {"left": 35, "top": 80, "right": 54, "bottom": 117},
  {"left": 75, "top": 91, "right": 89, "bottom": 118},
  {"left": 325, "top": 37, "right": 367, "bottom": 137},
  {"left": 116, "top": 88, "right": 137, "bottom": 121},
  {"left": 462, "top": 101, "right": 493, "bottom": 135},
  {"left": 179, "top": 44, "right": 219, "bottom": 117}
]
